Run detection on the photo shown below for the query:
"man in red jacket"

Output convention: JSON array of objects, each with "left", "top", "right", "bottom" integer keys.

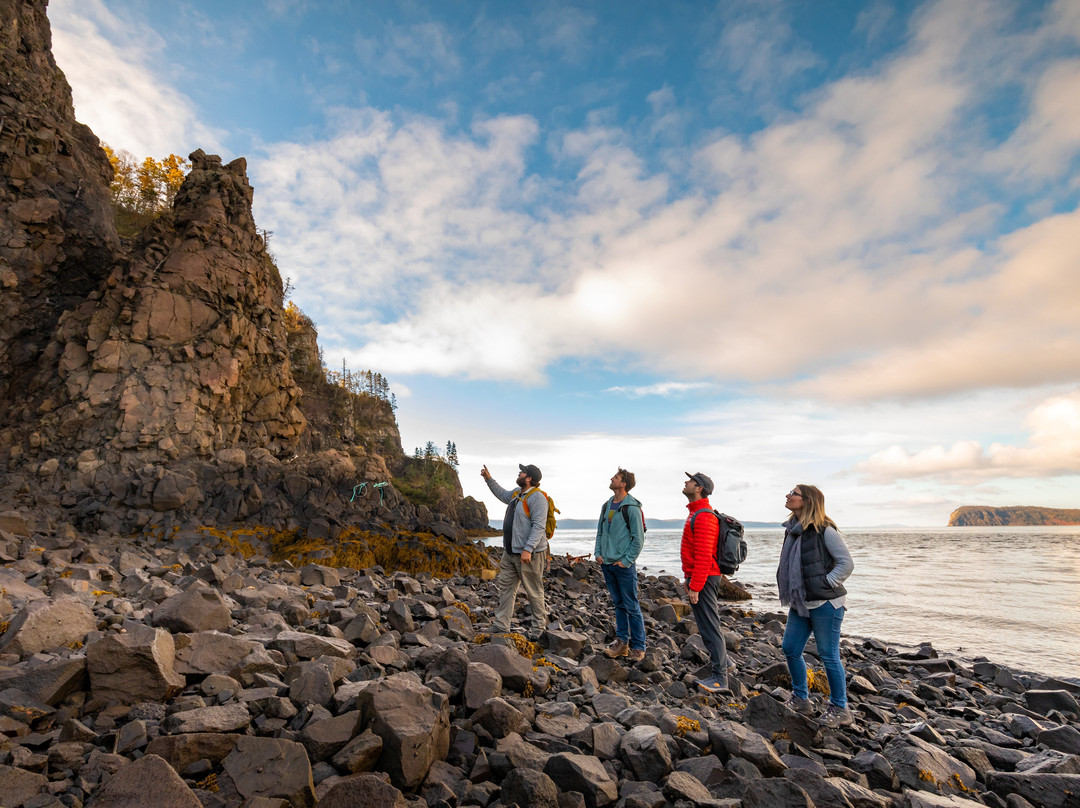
[{"left": 681, "top": 471, "right": 731, "bottom": 693}]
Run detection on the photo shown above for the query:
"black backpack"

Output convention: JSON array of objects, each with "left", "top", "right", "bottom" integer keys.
[
  {"left": 620, "top": 500, "right": 646, "bottom": 535},
  {"left": 689, "top": 509, "right": 747, "bottom": 574}
]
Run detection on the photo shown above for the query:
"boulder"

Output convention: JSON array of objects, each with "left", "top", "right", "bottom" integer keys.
[
  {"left": 357, "top": 671, "right": 450, "bottom": 789},
  {"left": 464, "top": 661, "right": 502, "bottom": 709},
  {"left": 87, "top": 753, "right": 202, "bottom": 808},
  {"left": 1037, "top": 725, "right": 1080, "bottom": 756},
  {"left": 544, "top": 752, "right": 619, "bottom": 808},
  {"left": 0, "top": 596, "right": 97, "bottom": 656},
  {"left": 1024, "top": 690, "right": 1080, "bottom": 717},
  {"left": 174, "top": 631, "right": 259, "bottom": 676},
  {"left": 162, "top": 703, "right": 251, "bottom": 734},
  {"left": 330, "top": 729, "right": 383, "bottom": 774},
  {"left": 473, "top": 696, "right": 532, "bottom": 738},
  {"left": 468, "top": 643, "right": 534, "bottom": 692},
  {"left": 708, "top": 720, "right": 787, "bottom": 776},
  {"left": 1, "top": 657, "right": 87, "bottom": 705},
  {"left": 87, "top": 623, "right": 185, "bottom": 704},
  {"left": 883, "top": 736, "right": 977, "bottom": 796},
  {"left": 620, "top": 725, "right": 674, "bottom": 781},
  {"left": 221, "top": 736, "right": 315, "bottom": 808},
  {"left": 269, "top": 630, "right": 354, "bottom": 659},
  {"left": 986, "top": 772, "right": 1080, "bottom": 808},
  {"left": 501, "top": 767, "right": 560, "bottom": 808},
  {"left": 151, "top": 589, "right": 232, "bottom": 633},
  {"left": 0, "top": 764, "right": 48, "bottom": 807},
  {"left": 300, "top": 710, "right": 360, "bottom": 762},
  {"left": 316, "top": 773, "right": 408, "bottom": 808}
]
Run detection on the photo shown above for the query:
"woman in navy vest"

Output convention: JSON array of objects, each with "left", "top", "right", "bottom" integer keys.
[{"left": 776, "top": 484, "right": 855, "bottom": 727}]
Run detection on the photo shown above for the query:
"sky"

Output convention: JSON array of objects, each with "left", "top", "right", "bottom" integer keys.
[{"left": 47, "top": 0, "right": 1080, "bottom": 525}]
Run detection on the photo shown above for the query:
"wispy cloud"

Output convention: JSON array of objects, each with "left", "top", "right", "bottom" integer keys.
[
  {"left": 49, "top": 0, "right": 221, "bottom": 158},
  {"left": 605, "top": 382, "right": 713, "bottom": 397}
]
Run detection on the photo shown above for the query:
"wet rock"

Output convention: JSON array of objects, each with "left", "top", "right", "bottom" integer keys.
[
  {"left": 87, "top": 623, "right": 186, "bottom": 704},
  {"left": 0, "top": 596, "right": 97, "bottom": 656},
  {"left": 88, "top": 753, "right": 202, "bottom": 808},
  {"left": 357, "top": 671, "right": 450, "bottom": 789}
]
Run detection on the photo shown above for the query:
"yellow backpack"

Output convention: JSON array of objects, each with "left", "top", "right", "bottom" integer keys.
[{"left": 515, "top": 487, "right": 560, "bottom": 539}]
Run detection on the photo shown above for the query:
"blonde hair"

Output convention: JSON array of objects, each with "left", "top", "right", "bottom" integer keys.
[{"left": 790, "top": 484, "right": 838, "bottom": 533}]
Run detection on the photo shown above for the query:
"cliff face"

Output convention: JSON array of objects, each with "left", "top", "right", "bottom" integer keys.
[
  {"left": 0, "top": 0, "right": 118, "bottom": 407},
  {"left": 0, "top": 0, "right": 486, "bottom": 537},
  {"left": 948, "top": 506, "right": 1080, "bottom": 527}
]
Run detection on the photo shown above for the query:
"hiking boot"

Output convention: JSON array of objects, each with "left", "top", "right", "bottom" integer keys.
[
  {"left": 628, "top": 648, "right": 645, "bottom": 662},
  {"left": 695, "top": 675, "right": 729, "bottom": 694},
  {"left": 789, "top": 697, "right": 816, "bottom": 716},
  {"left": 604, "top": 639, "right": 629, "bottom": 658},
  {"left": 818, "top": 704, "right": 854, "bottom": 728}
]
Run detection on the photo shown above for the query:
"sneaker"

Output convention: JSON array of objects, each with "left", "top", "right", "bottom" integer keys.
[
  {"left": 818, "top": 704, "right": 854, "bottom": 728},
  {"left": 628, "top": 648, "right": 645, "bottom": 662},
  {"left": 604, "top": 639, "right": 629, "bottom": 658},
  {"left": 789, "top": 697, "right": 816, "bottom": 716},
  {"left": 695, "top": 675, "right": 729, "bottom": 694}
]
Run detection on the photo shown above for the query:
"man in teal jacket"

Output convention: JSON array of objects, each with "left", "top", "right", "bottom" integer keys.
[{"left": 595, "top": 468, "right": 646, "bottom": 661}]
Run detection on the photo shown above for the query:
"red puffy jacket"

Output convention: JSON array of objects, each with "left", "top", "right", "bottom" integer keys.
[{"left": 681, "top": 497, "right": 721, "bottom": 592}]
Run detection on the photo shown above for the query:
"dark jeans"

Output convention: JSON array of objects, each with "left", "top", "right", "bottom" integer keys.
[
  {"left": 782, "top": 601, "right": 847, "bottom": 708},
  {"left": 602, "top": 563, "right": 646, "bottom": 651},
  {"left": 689, "top": 575, "right": 728, "bottom": 678}
]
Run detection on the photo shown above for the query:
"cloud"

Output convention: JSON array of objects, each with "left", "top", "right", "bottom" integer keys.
[
  {"left": 245, "top": 0, "right": 1080, "bottom": 404},
  {"left": 354, "top": 21, "right": 461, "bottom": 83},
  {"left": 605, "top": 382, "right": 713, "bottom": 397},
  {"left": 48, "top": 0, "right": 221, "bottom": 158},
  {"left": 856, "top": 389, "right": 1080, "bottom": 483}
]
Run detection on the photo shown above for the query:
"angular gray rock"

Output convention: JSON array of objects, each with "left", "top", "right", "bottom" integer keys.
[
  {"left": 502, "top": 767, "right": 561, "bottom": 808},
  {"left": 473, "top": 696, "right": 532, "bottom": 738},
  {"left": 987, "top": 772, "right": 1080, "bottom": 808},
  {"left": 269, "top": 630, "right": 354, "bottom": 659},
  {"left": 883, "top": 736, "right": 977, "bottom": 796},
  {"left": 468, "top": 643, "right": 534, "bottom": 692},
  {"left": 316, "top": 772, "right": 408, "bottom": 808},
  {"left": 464, "top": 661, "right": 502, "bottom": 709},
  {"left": 0, "top": 596, "right": 96, "bottom": 656},
  {"left": 544, "top": 752, "right": 619, "bottom": 808},
  {"left": 87, "top": 623, "right": 185, "bottom": 704},
  {"left": 330, "top": 729, "right": 383, "bottom": 774},
  {"left": 221, "top": 736, "right": 315, "bottom": 808},
  {"left": 708, "top": 720, "right": 787, "bottom": 776},
  {"left": 162, "top": 703, "right": 251, "bottom": 734},
  {"left": 0, "top": 764, "right": 48, "bottom": 807},
  {"left": 151, "top": 588, "right": 232, "bottom": 633},
  {"left": 87, "top": 753, "right": 202, "bottom": 808},
  {"left": 620, "top": 724, "right": 674, "bottom": 782},
  {"left": 357, "top": 671, "right": 450, "bottom": 789}
]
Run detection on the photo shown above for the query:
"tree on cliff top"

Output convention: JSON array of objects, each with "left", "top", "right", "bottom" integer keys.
[{"left": 102, "top": 144, "right": 190, "bottom": 236}]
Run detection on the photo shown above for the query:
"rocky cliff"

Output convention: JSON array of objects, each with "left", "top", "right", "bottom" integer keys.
[
  {"left": 0, "top": 0, "right": 486, "bottom": 537},
  {"left": 948, "top": 506, "right": 1080, "bottom": 527}
]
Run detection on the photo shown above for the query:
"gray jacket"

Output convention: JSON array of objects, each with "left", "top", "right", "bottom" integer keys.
[{"left": 486, "top": 477, "right": 549, "bottom": 554}]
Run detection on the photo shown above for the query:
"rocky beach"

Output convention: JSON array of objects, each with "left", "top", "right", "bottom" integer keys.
[
  {"left": 2, "top": 1, "right": 1080, "bottom": 806},
  {"left": 1, "top": 519, "right": 1080, "bottom": 808}
]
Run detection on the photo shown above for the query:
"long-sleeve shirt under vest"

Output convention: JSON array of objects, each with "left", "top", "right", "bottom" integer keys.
[
  {"left": 593, "top": 493, "right": 645, "bottom": 567},
  {"left": 485, "top": 477, "right": 548, "bottom": 555},
  {"left": 681, "top": 497, "right": 722, "bottom": 592}
]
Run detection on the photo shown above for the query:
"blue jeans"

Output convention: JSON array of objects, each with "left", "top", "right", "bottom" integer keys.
[
  {"left": 602, "top": 563, "right": 646, "bottom": 651},
  {"left": 782, "top": 602, "right": 847, "bottom": 708}
]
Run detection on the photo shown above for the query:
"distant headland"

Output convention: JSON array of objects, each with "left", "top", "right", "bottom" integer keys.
[{"left": 949, "top": 505, "right": 1080, "bottom": 526}]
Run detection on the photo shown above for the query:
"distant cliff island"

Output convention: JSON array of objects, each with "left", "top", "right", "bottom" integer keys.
[{"left": 949, "top": 505, "right": 1080, "bottom": 526}]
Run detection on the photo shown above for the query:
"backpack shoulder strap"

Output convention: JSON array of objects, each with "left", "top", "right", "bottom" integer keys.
[{"left": 688, "top": 508, "right": 722, "bottom": 531}]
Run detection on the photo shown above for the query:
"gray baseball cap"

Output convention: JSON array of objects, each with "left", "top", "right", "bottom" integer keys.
[
  {"left": 685, "top": 471, "right": 714, "bottom": 496},
  {"left": 519, "top": 463, "right": 542, "bottom": 484}
]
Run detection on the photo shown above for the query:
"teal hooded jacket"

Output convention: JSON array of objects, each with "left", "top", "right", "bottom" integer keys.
[{"left": 593, "top": 493, "right": 645, "bottom": 567}]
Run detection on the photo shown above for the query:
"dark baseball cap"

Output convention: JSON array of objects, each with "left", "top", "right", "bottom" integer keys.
[
  {"left": 519, "top": 463, "right": 542, "bottom": 484},
  {"left": 685, "top": 471, "right": 714, "bottom": 496}
]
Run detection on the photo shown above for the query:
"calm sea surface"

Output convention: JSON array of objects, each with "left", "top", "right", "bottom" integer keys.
[{"left": 489, "top": 526, "right": 1080, "bottom": 680}]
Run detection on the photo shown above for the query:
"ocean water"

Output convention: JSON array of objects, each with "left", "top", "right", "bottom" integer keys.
[{"left": 490, "top": 526, "right": 1080, "bottom": 680}]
